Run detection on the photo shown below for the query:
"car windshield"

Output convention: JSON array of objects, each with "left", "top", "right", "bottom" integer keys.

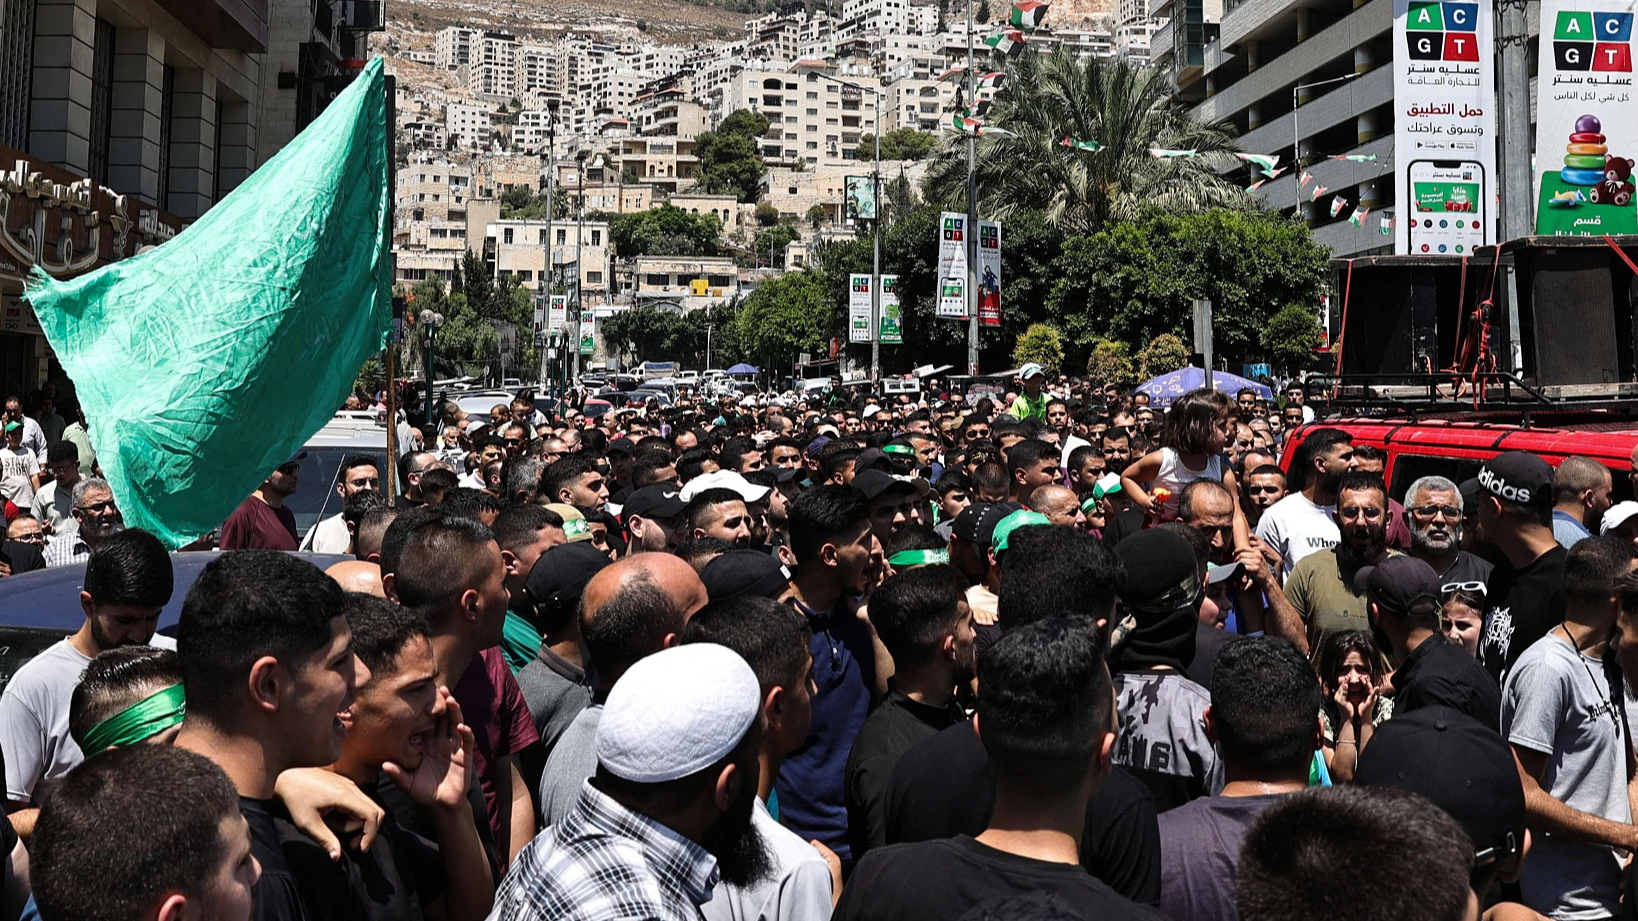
[{"left": 283, "top": 445, "right": 386, "bottom": 539}]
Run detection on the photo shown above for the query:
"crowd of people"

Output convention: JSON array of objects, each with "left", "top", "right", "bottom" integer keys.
[{"left": 2, "top": 364, "right": 1637, "bottom": 921}]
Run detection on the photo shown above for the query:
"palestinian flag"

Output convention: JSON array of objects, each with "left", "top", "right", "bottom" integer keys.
[
  {"left": 1246, "top": 179, "right": 1267, "bottom": 194},
  {"left": 937, "top": 66, "right": 967, "bottom": 81},
  {"left": 1310, "top": 184, "right": 1328, "bottom": 201},
  {"left": 1060, "top": 137, "right": 1103, "bottom": 151},
  {"left": 1380, "top": 215, "right": 1394, "bottom": 235},
  {"left": 965, "top": 100, "right": 992, "bottom": 119},
  {"left": 952, "top": 112, "right": 983, "bottom": 132},
  {"left": 1330, "top": 154, "right": 1379, "bottom": 163},
  {"left": 1235, "top": 153, "right": 1280, "bottom": 173},
  {"left": 1298, "top": 171, "right": 1313, "bottom": 190},
  {"left": 1265, "top": 167, "right": 1287, "bottom": 180},
  {"left": 977, "top": 71, "right": 1006, "bottom": 89},
  {"left": 1010, "top": 0, "right": 1050, "bottom": 29},
  {"left": 1149, "top": 148, "right": 1197, "bottom": 158},
  {"left": 1348, "top": 207, "right": 1370, "bottom": 227},
  {"left": 1329, "top": 197, "right": 1348, "bottom": 217},
  {"left": 977, "top": 125, "right": 1017, "bottom": 137},
  {"left": 985, "top": 29, "right": 1027, "bottom": 55}
]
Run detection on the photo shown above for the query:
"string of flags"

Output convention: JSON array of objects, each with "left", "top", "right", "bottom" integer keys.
[
  {"left": 1235, "top": 153, "right": 1280, "bottom": 173},
  {"left": 1149, "top": 148, "right": 1198, "bottom": 158},
  {"left": 1246, "top": 179, "right": 1267, "bottom": 193},
  {"left": 1347, "top": 206, "right": 1371, "bottom": 227},
  {"left": 1299, "top": 171, "right": 1313, "bottom": 190},
  {"left": 1060, "top": 137, "right": 1103, "bottom": 151},
  {"left": 937, "top": 67, "right": 1007, "bottom": 88},
  {"left": 1329, "top": 154, "right": 1379, "bottom": 163},
  {"left": 1010, "top": 0, "right": 1050, "bottom": 29},
  {"left": 1380, "top": 215, "right": 1394, "bottom": 235},
  {"left": 984, "top": 29, "right": 1027, "bottom": 55},
  {"left": 1329, "top": 197, "right": 1348, "bottom": 218},
  {"left": 1310, "top": 184, "right": 1329, "bottom": 201}
]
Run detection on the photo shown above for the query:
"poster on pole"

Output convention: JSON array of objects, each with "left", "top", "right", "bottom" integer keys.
[
  {"left": 880, "top": 275, "right": 902, "bottom": 344},
  {"left": 845, "top": 176, "right": 878, "bottom": 221},
  {"left": 579, "top": 313, "right": 595, "bottom": 356},
  {"left": 849, "top": 274, "right": 874, "bottom": 343},
  {"left": 978, "top": 220, "right": 1002, "bottom": 327},
  {"left": 1534, "top": 0, "right": 1638, "bottom": 235},
  {"left": 935, "top": 212, "right": 969, "bottom": 319},
  {"left": 1392, "top": 0, "right": 1497, "bottom": 254},
  {"left": 548, "top": 294, "right": 567, "bottom": 332},
  {"left": 532, "top": 293, "right": 547, "bottom": 332}
]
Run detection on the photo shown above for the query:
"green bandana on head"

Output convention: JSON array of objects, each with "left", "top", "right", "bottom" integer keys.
[{"left": 82, "top": 683, "right": 186, "bottom": 754}]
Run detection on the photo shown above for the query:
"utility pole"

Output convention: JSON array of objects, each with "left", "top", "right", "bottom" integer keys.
[
  {"left": 539, "top": 104, "right": 556, "bottom": 391},
  {"left": 870, "top": 86, "right": 882, "bottom": 382},
  {"left": 965, "top": 0, "right": 979, "bottom": 377},
  {"left": 1496, "top": 0, "right": 1532, "bottom": 241}
]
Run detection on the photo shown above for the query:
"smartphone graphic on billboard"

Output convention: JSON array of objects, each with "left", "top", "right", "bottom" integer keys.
[{"left": 1407, "top": 160, "right": 1487, "bottom": 255}]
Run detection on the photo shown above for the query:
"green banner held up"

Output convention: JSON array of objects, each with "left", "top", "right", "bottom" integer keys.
[{"left": 24, "top": 58, "right": 393, "bottom": 548}]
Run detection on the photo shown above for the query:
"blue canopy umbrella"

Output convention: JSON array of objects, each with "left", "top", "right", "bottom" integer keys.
[
  {"left": 1135, "top": 367, "right": 1272, "bottom": 409},
  {"left": 726, "top": 363, "right": 759, "bottom": 375}
]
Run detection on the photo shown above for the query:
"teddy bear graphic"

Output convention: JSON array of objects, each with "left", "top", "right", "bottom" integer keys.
[{"left": 1591, "top": 155, "right": 1637, "bottom": 207}]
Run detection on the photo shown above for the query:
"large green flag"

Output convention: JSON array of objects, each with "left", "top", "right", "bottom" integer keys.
[{"left": 25, "top": 57, "right": 392, "bottom": 548}]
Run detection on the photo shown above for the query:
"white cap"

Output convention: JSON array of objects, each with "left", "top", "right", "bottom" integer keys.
[
  {"left": 680, "top": 470, "right": 771, "bottom": 503},
  {"left": 862, "top": 403, "right": 883, "bottom": 418},
  {"left": 1604, "top": 501, "right": 1638, "bottom": 534},
  {"left": 597, "top": 644, "right": 761, "bottom": 783}
]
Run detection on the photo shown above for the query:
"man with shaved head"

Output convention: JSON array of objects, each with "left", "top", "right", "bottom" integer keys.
[
  {"left": 326, "top": 559, "right": 384, "bottom": 597},
  {"left": 1029, "top": 485, "right": 1087, "bottom": 529},
  {"left": 535, "top": 553, "right": 708, "bottom": 825}
]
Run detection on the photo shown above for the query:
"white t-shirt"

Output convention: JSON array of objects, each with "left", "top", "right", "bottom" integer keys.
[
  {"left": 1254, "top": 491, "right": 1338, "bottom": 579},
  {"left": 0, "top": 445, "right": 39, "bottom": 507},
  {"left": 1060, "top": 434, "right": 1092, "bottom": 469},
  {"left": 0, "top": 639, "right": 91, "bottom": 802}
]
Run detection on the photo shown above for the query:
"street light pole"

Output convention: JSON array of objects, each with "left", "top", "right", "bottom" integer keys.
[
  {"left": 540, "top": 105, "right": 556, "bottom": 392},
  {"left": 1290, "top": 73, "right": 1360, "bottom": 209},
  {"left": 965, "top": 0, "right": 979, "bottom": 377},
  {"left": 420, "top": 309, "right": 445, "bottom": 426}
]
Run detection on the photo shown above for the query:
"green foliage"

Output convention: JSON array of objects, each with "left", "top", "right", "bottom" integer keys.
[
  {"left": 610, "top": 204, "right": 722, "bottom": 256},
  {"left": 697, "top": 110, "right": 771, "bottom": 203},
  {"left": 755, "top": 201, "right": 780, "bottom": 227},
  {"left": 636, "top": 18, "right": 649, "bottom": 30},
  {"left": 859, "top": 129, "right": 940, "bottom": 162},
  {"left": 1045, "top": 210, "right": 1328, "bottom": 366},
  {"left": 807, "top": 204, "right": 828, "bottom": 228},
  {"left": 751, "top": 224, "right": 801, "bottom": 266},
  {"left": 1086, "top": 339, "right": 1135, "bottom": 388},
  {"left": 355, "top": 357, "right": 385, "bottom": 396},
  {"left": 923, "top": 49, "right": 1248, "bottom": 235},
  {"left": 1137, "top": 332, "right": 1190, "bottom": 378},
  {"left": 1013, "top": 323, "right": 1064, "bottom": 373},
  {"left": 600, "top": 304, "right": 744, "bottom": 367},
  {"left": 1262, "top": 303, "right": 1324, "bottom": 375},
  {"left": 976, "top": 0, "right": 992, "bottom": 20},
  {"left": 732, "top": 271, "right": 837, "bottom": 368},
  {"left": 500, "top": 187, "right": 558, "bottom": 220},
  {"left": 408, "top": 276, "right": 497, "bottom": 379}
]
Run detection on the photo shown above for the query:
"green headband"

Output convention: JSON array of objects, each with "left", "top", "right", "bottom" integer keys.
[
  {"left": 82, "top": 683, "right": 186, "bottom": 754},
  {"left": 888, "top": 549, "right": 950, "bottom": 567},
  {"left": 882, "top": 444, "right": 916, "bottom": 457}
]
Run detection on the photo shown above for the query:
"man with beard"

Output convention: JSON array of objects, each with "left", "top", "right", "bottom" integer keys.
[
  {"left": 1281, "top": 472, "right": 1393, "bottom": 656},
  {"left": 1239, "top": 464, "right": 1286, "bottom": 531},
  {"left": 42, "top": 477, "right": 125, "bottom": 568},
  {"left": 1359, "top": 556, "right": 1499, "bottom": 730},
  {"left": 301, "top": 455, "right": 382, "bottom": 553},
  {"left": 836, "top": 618, "right": 1166, "bottom": 921},
  {"left": 685, "top": 596, "right": 835, "bottom": 921},
  {"left": 1403, "top": 475, "right": 1492, "bottom": 593},
  {"left": 845, "top": 566, "right": 974, "bottom": 859},
  {"left": 1, "top": 528, "right": 173, "bottom": 834},
  {"left": 492, "top": 644, "right": 770, "bottom": 921},
  {"left": 220, "top": 455, "right": 303, "bottom": 550},
  {"left": 685, "top": 488, "right": 755, "bottom": 549},
  {"left": 1254, "top": 428, "right": 1356, "bottom": 578}
]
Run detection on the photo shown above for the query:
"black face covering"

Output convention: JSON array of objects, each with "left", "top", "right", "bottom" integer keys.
[{"left": 1114, "top": 569, "right": 1202, "bottom": 672}]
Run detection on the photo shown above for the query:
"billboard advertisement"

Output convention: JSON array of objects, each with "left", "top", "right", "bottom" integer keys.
[
  {"left": 849, "top": 273, "right": 874, "bottom": 343},
  {"left": 1534, "top": 0, "right": 1638, "bottom": 235}
]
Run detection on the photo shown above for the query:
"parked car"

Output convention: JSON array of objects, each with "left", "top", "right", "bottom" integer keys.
[
  {"left": 288, "top": 415, "right": 391, "bottom": 541},
  {"left": 581, "top": 398, "right": 614, "bottom": 419}
]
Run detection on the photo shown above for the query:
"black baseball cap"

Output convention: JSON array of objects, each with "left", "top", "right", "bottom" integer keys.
[
  {"left": 1356, "top": 706, "right": 1525, "bottom": 867},
  {"left": 526, "top": 541, "right": 612, "bottom": 607},
  {"left": 852, "top": 469, "right": 925, "bottom": 501},
  {"left": 622, "top": 484, "right": 686, "bottom": 522},
  {"left": 1353, "top": 555, "right": 1441, "bottom": 616},
  {"left": 855, "top": 448, "right": 892, "bottom": 473},
  {"left": 951, "top": 502, "right": 1023, "bottom": 547},
  {"left": 700, "top": 549, "right": 791, "bottom": 601},
  {"left": 1477, "top": 451, "right": 1554, "bottom": 508},
  {"left": 607, "top": 437, "right": 637, "bottom": 456}
]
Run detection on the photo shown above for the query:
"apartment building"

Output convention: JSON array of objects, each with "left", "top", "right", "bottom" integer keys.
[
  {"left": 886, "top": 78, "right": 955, "bottom": 132},
  {"left": 485, "top": 218, "right": 612, "bottom": 303},
  {"left": 626, "top": 255, "right": 741, "bottom": 310},
  {"left": 468, "top": 32, "right": 519, "bottom": 101},
  {"left": 446, "top": 103, "right": 493, "bottom": 148},
  {"left": 436, "top": 26, "right": 480, "bottom": 70},
  {"left": 396, "top": 157, "right": 472, "bottom": 222},
  {"left": 717, "top": 62, "right": 882, "bottom": 168}
]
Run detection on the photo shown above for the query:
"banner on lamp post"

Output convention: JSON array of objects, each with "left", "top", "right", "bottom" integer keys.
[
  {"left": 845, "top": 175, "right": 878, "bottom": 220},
  {"left": 579, "top": 312, "right": 595, "bottom": 356},
  {"left": 880, "top": 275, "right": 902, "bottom": 344},
  {"left": 935, "top": 212, "right": 969, "bottom": 319},
  {"left": 548, "top": 294, "right": 567, "bottom": 332},
  {"left": 849, "top": 274, "right": 874, "bottom": 343},
  {"left": 978, "top": 220, "right": 1002, "bottom": 327}
]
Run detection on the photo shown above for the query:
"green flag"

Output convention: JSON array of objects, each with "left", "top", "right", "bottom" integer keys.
[{"left": 24, "top": 57, "right": 392, "bottom": 548}]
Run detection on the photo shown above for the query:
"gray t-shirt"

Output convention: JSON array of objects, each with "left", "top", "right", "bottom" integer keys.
[
  {"left": 701, "top": 796, "right": 833, "bottom": 921},
  {"left": 536, "top": 703, "right": 602, "bottom": 827},
  {"left": 516, "top": 648, "right": 592, "bottom": 762},
  {"left": 1157, "top": 793, "right": 1287, "bottom": 921},
  {"left": 1111, "top": 671, "right": 1224, "bottom": 798},
  {"left": 0, "top": 446, "right": 39, "bottom": 508},
  {"left": 1254, "top": 492, "right": 1338, "bottom": 580},
  {"left": 0, "top": 639, "right": 91, "bottom": 802},
  {"left": 1502, "top": 633, "right": 1629, "bottom": 920},
  {"left": 29, "top": 480, "right": 74, "bottom": 536}
]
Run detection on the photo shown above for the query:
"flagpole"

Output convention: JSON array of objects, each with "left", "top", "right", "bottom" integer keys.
[
  {"left": 384, "top": 74, "right": 398, "bottom": 492},
  {"left": 871, "top": 84, "right": 882, "bottom": 383},
  {"left": 965, "top": 0, "right": 980, "bottom": 377}
]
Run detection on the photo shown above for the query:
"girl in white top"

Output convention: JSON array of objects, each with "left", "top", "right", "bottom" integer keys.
[{"left": 1119, "top": 387, "right": 1242, "bottom": 523}]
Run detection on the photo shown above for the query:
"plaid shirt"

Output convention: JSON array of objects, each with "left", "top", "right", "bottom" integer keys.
[
  {"left": 42, "top": 533, "right": 90, "bottom": 568},
  {"left": 489, "top": 780, "right": 719, "bottom": 921}
]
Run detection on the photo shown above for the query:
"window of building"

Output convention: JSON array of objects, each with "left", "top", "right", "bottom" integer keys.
[
  {"left": 504, "top": 228, "right": 514, "bottom": 244},
  {"left": 588, "top": 271, "right": 603, "bottom": 283},
  {"left": 87, "top": 19, "right": 117, "bottom": 185},
  {"left": 645, "top": 273, "right": 669, "bottom": 286},
  {"left": 0, "top": 0, "right": 35, "bottom": 150},
  {"left": 557, "top": 229, "right": 567, "bottom": 244},
  {"left": 592, "top": 230, "right": 602, "bottom": 245}
]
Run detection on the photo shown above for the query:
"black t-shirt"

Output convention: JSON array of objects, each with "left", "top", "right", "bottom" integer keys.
[
  {"left": 845, "top": 687, "right": 967, "bottom": 859},
  {"left": 1479, "top": 545, "right": 1567, "bottom": 684},
  {"left": 277, "top": 802, "right": 443, "bottom": 921},
  {"left": 241, "top": 797, "right": 311, "bottom": 921},
  {"left": 1395, "top": 633, "right": 1502, "bottom": 731},
  {"left": 1102, "top": 507, "right": 1146, "bottom": 549},
  {"left": 1185, "top": 622, "right": 1241, "bottom": 691},
  {"left": 1437, "top": 550, "right": 1494, "bottom": 594},
  {"left": 883, "top": 720, "right": 1162, "bottom": 907},
  {"left": 833, "top": 836, "right": 1168, "bottom": 921},
  {"left": 374, "top": 771, "right": 502, "bottom": 884},
  {"left": 393, "top": 494, "right": 424, "bottom": 511}
]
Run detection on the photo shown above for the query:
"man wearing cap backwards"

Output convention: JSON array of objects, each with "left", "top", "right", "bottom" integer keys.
[
  {"left": 493, "top": 644, "right": 772, "bottom": 921},
  {"left": 836, "top": 618, "right": 1166, "bottom": 921},
  {"left": 537, "top": 554, "right": 709, "bottom": 826},
  {"left": 1361, "top": 556, "right": 1500, "bottom": 732},
  {"left": 1473, "top": 451, "right": 1568, "bottom": 683},
  {"left": 1501, "top": 536, "right": 1637, "bottom": 921},
  {"left": 845, "top": 566, "right": 974, "bottom": 860},
  {"left": 1008, "top": 364, "right": 1050, "bottom": 422},
  {"left": 1158, "top": 638, "right": 1320, "bottom": 921},
  {"left": 1356, "top": 707, "right": 1535, "bottom": 917},
  {"left": 947, "top": 503, "right": 1016, "bottom": 628},
  {"left": 684, "top": 596, "right": 836, "bottom": 921},
  {"left": 219, "top": 455, "right": 303, "bottom": 550}
]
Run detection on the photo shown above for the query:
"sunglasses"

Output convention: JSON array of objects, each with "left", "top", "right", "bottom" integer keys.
[{"left": 1441, "top": 581, "right": 1486, "bottom": 594}]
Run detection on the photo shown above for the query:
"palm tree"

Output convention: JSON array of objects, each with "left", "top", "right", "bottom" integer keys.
[{"left": 924, "top": 49, "right": 1249, "bottom": 235}]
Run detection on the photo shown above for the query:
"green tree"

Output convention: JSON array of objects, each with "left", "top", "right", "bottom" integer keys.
[
  {"left": 1046, "top": 209, "right": 1328, "bottom": 366},
  {"left": 858, "top": 129, "right": 940, "bottom": 161},
  {"left": 733, "top": 270, "right": 837, "bottom": 370},
  {"left": 1086, "top": 339, "right": 1135, "bottom": 388},
  {"left": 610, "top": 204, "right": 722, "bottom": 256},
  {"left": 1262, "top": 303, "right": 1324, "bottom": 375},
  {"left": 459, "top": 250, "right": 497, "bottom": 317},
  {"left": 1013, "top": 323, "right": 1064, "bottom": 373},
  {"left": 807, "top": 204, "right": 828, "bottom": 229},
  {"left": 697, "top": 110, "right": 771, "bottom": 203},
  {"left": 755, "top": 201, "right": 780, "bottom": 226},
  {"left": 976, "top": 0, "right": 991, "bottom": 20},
  {"left": 1137, "top": 332, "right": 1190, "bottom": 377},
  {"left": 923, "top": 49, "right": 1247, "bottom": 234},
  {"left": 750, "top": 224, "right": 801, "bottom": 266}
]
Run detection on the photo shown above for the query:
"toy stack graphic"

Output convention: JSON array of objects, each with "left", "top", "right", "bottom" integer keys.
[{"left": 1540, "top": 113, "right": 1638, "bottom": 232}]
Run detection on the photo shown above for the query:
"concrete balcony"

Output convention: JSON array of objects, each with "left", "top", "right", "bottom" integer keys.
[
  {"left": 1154, "top": 19, "right": 1175, "bottom": 62},
  {"left": 1192, "top": 0, "right": 1389, "bottom": 125},
  {"left": 154, "top": 0, "right": 269, "bottom": 51}
]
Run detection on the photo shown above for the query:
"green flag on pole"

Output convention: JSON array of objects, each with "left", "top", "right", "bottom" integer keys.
[{"left": 23, "top": 57, "right": 392, "bottom": 548}]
